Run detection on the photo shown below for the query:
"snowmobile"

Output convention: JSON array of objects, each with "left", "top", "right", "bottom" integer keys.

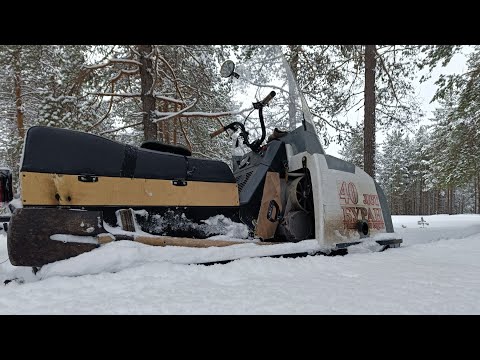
[{"left": 5, "top": 45, "right": 401, "bottom": 267}]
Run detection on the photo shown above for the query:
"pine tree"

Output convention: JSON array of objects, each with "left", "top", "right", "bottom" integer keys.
[
  {"left": 377, "top": 129, "right": 412, "bottom": 214},
  {"left": 339, "top": 123, "right": 364, "bottom": 168}
]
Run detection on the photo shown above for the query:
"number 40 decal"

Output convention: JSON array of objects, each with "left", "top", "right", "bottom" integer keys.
[{"left": 338, "top": 181, "right": 358, "bottom": 205}]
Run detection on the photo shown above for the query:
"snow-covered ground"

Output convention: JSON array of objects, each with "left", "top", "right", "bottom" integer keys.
[{"left": 1, "top": 214, "right": 480, "bottom": 314}]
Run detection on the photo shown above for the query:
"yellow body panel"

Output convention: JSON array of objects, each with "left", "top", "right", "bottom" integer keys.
[{"left": 20, "top": 172, "right": 239, "bottom": 207}]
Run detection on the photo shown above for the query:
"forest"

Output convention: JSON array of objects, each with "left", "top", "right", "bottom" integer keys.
[{"left": 1, "top": 45, "right": 478, "bottom": 215}]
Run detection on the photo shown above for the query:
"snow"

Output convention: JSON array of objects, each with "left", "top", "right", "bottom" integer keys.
[
  {"left": 119, "top": 212, "right": 252, "bottom": 240},
  {"left": 1, "top": 214, "right": 480, "bottom": 314},
  {"left": 50, "top": 234, "right": 101, "bottom": 244},
  {"left": 201, "top": 215, "right": 250, "bottom": 240},
  {"left": 392, "top": 214, "right": 480, "bottom": 246}
]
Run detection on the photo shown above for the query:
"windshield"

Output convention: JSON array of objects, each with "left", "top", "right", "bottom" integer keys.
[{"left": 223, "top": 45, "right": 314, "bottom": 138}]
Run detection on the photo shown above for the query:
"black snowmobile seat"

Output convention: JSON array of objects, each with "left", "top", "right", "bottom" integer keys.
[
  {"left": 21, "top": 126, "right": 236, "bottom": 183},
  {"left": 140, "top": 141, "right": 192, "bottom": 157}
]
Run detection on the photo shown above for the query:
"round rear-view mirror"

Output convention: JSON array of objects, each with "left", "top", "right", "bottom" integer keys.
[{"left": 220, "top": 60, "right": 239, "bottom": 78}]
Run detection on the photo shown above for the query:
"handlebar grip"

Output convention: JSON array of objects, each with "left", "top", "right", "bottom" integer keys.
[
  {"left": 210, "top": 127, "right": 226, "bottom": 138},
  {"left": 260, "top": 91, "right": 276, "bottom": 106}
]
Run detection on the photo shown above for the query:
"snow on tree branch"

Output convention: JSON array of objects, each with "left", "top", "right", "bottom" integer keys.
[
  {"left": 310, "top": 110, "right": 353, "bottom": 134},
  {"left": 99, "top": 121, "right": 143, "bottom": 135},
  {"left": 153, "top": 106, "right": 254, "bottom": 121},
  {"left": 85, "top": 58, "right": 142, "bottom": 70},
  {"left": 152, "top": 98, "right": 199, "bottom": 123},
  {"left": 375, "top": 48, "right": 401, "bottom": 105},
  {"left": 88, "top": 92, "right": 186, "bottom": 105},
  {"left": 110, "top": 68, "right": 139, "bottom": 82}
]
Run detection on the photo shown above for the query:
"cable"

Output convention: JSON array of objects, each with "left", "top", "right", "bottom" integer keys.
[{"left": 243, "top": 108, "right": 255, "bottom": 126}]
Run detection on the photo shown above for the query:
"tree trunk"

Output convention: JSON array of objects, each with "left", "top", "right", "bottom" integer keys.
[
  {"left": 363, "top": 45, "right": 376, "bottom": 178},
  {"left": 157, "top": 102, "right": 164, "bottom": 141},
  {"left": 162, "top": 102, "right": 170, "bottom": 144},
  {"left": 13, "top": 48, "right": 25, "bottom": 139},
  {"left": 427, "top": 190, "right": 430, "bottom": 215},
  {"left": 445, "top": 187, "right": 448, "bottom": 214},
  {"left": 447, "top": 186, "right": 452, "bottom": 214},
  {"left": 389, "top": 183, "right": 394, "bottom": 214},
  {"left": 474, "top": 177, "right": 477, "bottom": 214},
  {"left": 138, "top": 45, "right": 157, "bottom": 141},
  {"left": 452, "top": 186, "right": 455, "bottom": 214},
  {"left": 419, "top": 178, "right": 423, "bottom": 215},
  {"left": 424, "top": 188, "right": 428, "bottom": 215},
  {"left": 412, "top": 185, "right": 416, "bottom": 215},
  {"left": 287, "top": 45, "right": 301, "bottom": 130},
  {"left": 173, "top": 104, "right": 178, "bottom": 145},
  {"left": 477, "top": 174, "right": 480, "bottom": 214},
  {"left": 432, "top": 190, "right": 435, "bottom": 214}
]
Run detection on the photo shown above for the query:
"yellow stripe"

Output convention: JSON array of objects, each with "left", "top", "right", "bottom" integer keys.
[{"left": 20, "top": 172, "right": 239, "bottom": 207}]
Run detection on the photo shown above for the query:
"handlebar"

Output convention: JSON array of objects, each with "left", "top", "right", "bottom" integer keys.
[
  {"left": 210, "top": 90, "right": 276, "bottom": 153},
  {"left": 253, "top": 91, "right": 276, "bottom": 109},
  {"left": 260, "top": 91, "right": 276, "bottom": 107}
]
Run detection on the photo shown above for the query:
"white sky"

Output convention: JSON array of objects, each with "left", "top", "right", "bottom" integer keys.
[{"left": 324, "top": 47, "right": 472, "bottom": 158}]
